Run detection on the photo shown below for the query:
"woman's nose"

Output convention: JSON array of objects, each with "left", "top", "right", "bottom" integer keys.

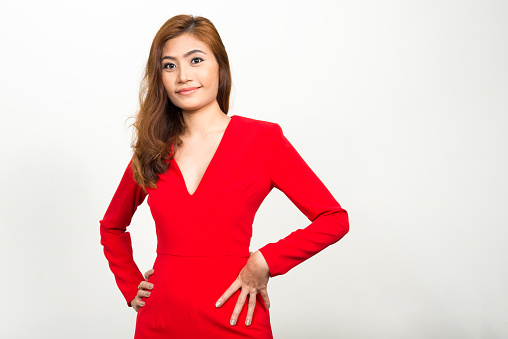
[{"left": 178, "top": 64, "right": 193, "bottom": 83}]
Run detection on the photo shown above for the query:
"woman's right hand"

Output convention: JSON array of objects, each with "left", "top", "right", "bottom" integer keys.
[{"left": 130, "top": 268, "right": 155, "bottom": 312}]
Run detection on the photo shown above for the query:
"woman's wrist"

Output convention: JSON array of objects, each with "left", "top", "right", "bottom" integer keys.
[{"left": 252, "top": 250, "right": 270, "bottom": 276}]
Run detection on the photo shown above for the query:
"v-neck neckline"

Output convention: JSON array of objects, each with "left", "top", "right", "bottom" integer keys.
[{"left": 171, "top": 115, "right": 237, "bottom": 197}]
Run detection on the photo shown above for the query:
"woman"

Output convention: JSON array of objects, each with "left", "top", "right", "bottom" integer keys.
[{"left": 99, "top": 14, "right": 349, "bottom": 339}]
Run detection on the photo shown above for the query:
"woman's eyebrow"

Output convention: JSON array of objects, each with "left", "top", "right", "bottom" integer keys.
[{"left": 162, "top": 49, "right": 206, "bottom": 61}]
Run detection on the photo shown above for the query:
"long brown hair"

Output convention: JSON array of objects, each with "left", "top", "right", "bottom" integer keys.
[{"left": 128, "top": 14, "right": 232, "bottom": 192}]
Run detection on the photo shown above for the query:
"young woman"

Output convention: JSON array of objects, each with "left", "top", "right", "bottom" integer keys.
[{"left": 99, "top": 14, "right": 349, "bottom": 339}]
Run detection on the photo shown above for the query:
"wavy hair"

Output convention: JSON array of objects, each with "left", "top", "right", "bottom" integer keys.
[{"left": 128, "top": 14, "right": 232, "bottom": 192}]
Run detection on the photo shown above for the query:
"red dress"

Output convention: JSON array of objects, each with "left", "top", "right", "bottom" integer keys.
[{"left": 99, "top": 115, "right": 349, "bottom": 338}]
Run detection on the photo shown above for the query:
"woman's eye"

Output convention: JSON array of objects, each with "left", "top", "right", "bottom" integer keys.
[
  {"left": 191, "top": 57, "right": 203, "bottom": 64},
  {"left": 163, "top": 63, "right": 175, "bottom": 69}
]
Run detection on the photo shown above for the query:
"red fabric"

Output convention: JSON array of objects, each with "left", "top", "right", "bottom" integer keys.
[
  {"left": 99, "top": 157, "right": 147, "bottom": 307},
  {"left": 258, "top": 122, "right": 349, "bottom": 277},
  {"left": 99, "top": 115, "right": 349, "bottom": 338}
]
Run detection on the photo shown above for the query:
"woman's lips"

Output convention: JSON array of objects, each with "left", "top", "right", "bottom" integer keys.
[{"left": 178, "top": 87, "right": 200, "bottom": 95}]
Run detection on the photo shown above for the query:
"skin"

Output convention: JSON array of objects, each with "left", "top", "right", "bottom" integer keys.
[{"left": 130, "top": 33, "right": 271, "bottom": 327}]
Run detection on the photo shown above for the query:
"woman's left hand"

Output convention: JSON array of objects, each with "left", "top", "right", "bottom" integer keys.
[{"left": 215, "top": 250, "right": 271, "bottom": 327}]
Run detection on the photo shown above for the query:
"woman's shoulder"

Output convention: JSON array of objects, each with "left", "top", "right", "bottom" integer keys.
[
  {"left": 232, "top": 114, "right": 279, "bottom": 132},
  {"left": 230, "top": 114, "right": 287, "bottom": 153}
]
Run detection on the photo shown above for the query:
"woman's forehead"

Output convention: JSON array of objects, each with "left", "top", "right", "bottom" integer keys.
[{"left": 162, "top": 34, "right": 210, "bottom": 55}]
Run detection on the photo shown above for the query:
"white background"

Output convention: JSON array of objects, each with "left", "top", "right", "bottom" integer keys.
[{"left": 0, "top": 0, "right": 506, "bottom": 338}]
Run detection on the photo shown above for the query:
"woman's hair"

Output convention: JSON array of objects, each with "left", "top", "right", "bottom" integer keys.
[{"left": 129, "top": 14, "right": 232, "bottom": 192}]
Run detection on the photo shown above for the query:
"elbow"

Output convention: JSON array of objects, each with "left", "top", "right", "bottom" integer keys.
[
  {"left": 333, "top": 208, "right": 349, "bottom": 241},
  {"left": 99, "top": 221, "right": 126, "bottom": 245}
]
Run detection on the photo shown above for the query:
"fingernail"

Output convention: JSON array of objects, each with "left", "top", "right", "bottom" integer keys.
[
  {"left": 246, "top": 319, "right": 251, "bottom": 326},
  {"left": 141, "top": 302, "right": 145, "bottom": 306},
  {"left": 215, "top": 301, "right": 222, "bottom": 308},
  {"left": 230, "top": 318, "right": 236, "bottom": 326},
  {"left": 149, "top": 284, "right": 154, "bottom": 289}
]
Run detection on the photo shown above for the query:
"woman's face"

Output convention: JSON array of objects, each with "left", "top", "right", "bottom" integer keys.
[{"left": 161, "top": 33, "right": 220, "bottom": 114}]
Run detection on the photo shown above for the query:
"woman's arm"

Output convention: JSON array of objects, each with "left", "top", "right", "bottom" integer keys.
[
  {"left": 258, "top": 123, "right": 350, "bottom": 277},
  {"left": 99, "top": 158, "right": 147, "bottom": 307}
]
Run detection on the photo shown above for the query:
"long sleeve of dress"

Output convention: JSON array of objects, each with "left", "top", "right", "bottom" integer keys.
[
  {"left": 257, "top": 123, "right": 350, "bottom": 277},
  {"left": 99, "top": 158, "right": 147, "bottom": 307}
]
